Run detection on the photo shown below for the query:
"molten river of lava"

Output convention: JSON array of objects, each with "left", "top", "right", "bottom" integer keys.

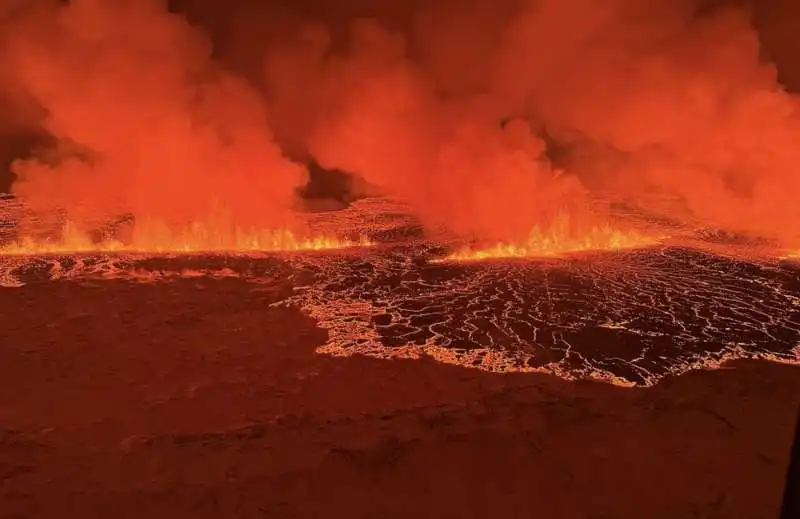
[{"left": 0, "top": 219, "right": 371, "bottom": 256}]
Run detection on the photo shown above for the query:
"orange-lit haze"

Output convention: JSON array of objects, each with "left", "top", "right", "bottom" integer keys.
[
  {"left": 1, "top": 0, "right": 800, "bottom": 254},
  {"left": 0, "top": 0, "right": 313, "bottom": 251},
  {"left": 257, "top": 0, "right": 800, "bottom": 249}
]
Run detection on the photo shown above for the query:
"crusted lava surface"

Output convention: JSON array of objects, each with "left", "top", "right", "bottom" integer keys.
[
  {"left": 2, "top": 196, "right": 799, "bottom": 519},
  {"left": 2, "top": 197, "right": 798, "bottom": 387}
]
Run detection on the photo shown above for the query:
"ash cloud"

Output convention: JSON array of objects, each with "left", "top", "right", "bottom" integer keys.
[
  {"left": 2, "top": 0, "right": 800, "bottom": 244},
  {"left": 227, "top": 0, "right": 800, "bottom": 243},
  {"left": 0, "top": 0, "right": 307, "bottom": 233}
]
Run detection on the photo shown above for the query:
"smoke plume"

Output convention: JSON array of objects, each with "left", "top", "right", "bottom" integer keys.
[
  {"left": 1, "top": 0, "right": 306, "bottom": 234},
  {"left": 1, "top": 0, "right": 799, "bottom": 245},
  {"left": 255, "top": 0, "right": 800, "bottom": 243}
]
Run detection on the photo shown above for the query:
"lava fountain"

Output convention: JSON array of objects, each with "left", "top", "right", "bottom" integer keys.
[
  {"left": 0, "top": 218, "right": 371, "bottom": 256},
  {"left": 441, "top": 213, "right": 663, "bottom": 262}
]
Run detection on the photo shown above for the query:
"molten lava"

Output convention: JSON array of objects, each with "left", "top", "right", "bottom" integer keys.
[
  {"left": 443, "top": 223, "right": 661, "bottom": 262},
  {"left": 0, "top": 219, "right": 371, "bottom": 256},
  {"left": 783, "top": 250, "right": 800, "bottom": 260}
]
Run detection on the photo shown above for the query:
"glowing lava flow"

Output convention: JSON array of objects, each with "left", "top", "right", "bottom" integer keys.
[
  {"left": 0, "top": 219, "right": 371, "bottom": 256},
  {"left": 444, "top": 224, "right": 662, "bottom": 262}
]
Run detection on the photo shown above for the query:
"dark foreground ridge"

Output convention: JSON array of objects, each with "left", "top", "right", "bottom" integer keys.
[{"left": 1, "top": 277, "right": 798, "bottom": 518}]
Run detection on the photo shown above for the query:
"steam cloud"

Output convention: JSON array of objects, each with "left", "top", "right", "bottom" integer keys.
[
  {"left": 1, "top": 0, "right": 307, "bottom": 233},
  {"left": 1, "top": 0, "right": 799, "bottom": 244}
]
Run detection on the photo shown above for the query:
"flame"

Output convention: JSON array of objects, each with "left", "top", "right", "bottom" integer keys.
[
  {"left": 443, "top": 221, "right": 662, "bottom": 262},
  {"left": 0, "top": 219, "right": 372, "bottom": 256}
]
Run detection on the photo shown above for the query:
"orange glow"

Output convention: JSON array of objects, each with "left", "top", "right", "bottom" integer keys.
[
  {"left": 0, "top": 219, "right": 371, "bottom": 256},
  {"left": 442, "top": 221, "right": 662, "bottom": 262},
  {"left": 4, "top": 0, "right": 800, "bottom": 255}
]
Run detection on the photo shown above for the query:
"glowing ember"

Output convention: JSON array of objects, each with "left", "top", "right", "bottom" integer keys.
[
  {"left": 443, "top": 224, "right": 661, "bottom": 262},
  {"left": 0, "top": 219, "right": 371, "bottom": 256}
]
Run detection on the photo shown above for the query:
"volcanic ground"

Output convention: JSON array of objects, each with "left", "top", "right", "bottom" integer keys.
[
  {"left": 2, "top": 197, "right": 798, "bottom": 387},
  {"left": 2, "top": 196, "right": 800, "bottom": 519}
]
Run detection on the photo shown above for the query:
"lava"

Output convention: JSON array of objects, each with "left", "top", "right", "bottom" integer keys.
[
  {"left": 783, "top": 250, "right": 800, "bottom": 260},
  {"left": 441, "top": 221, "right": 662, "bottom": 262},
  {"left": 1, "top": 197, "right": 798, "bottom": 387},
  {"left": 0, "top": 219, "right": 371, "bottom": 256}
]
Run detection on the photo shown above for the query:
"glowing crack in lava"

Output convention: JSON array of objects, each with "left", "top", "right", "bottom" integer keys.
[
  {"left": 443, "top": 220, "right": 662, "bottom": 262},
  {"left": 0, "top": 219, "right": 372, "bottom": 256}
]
